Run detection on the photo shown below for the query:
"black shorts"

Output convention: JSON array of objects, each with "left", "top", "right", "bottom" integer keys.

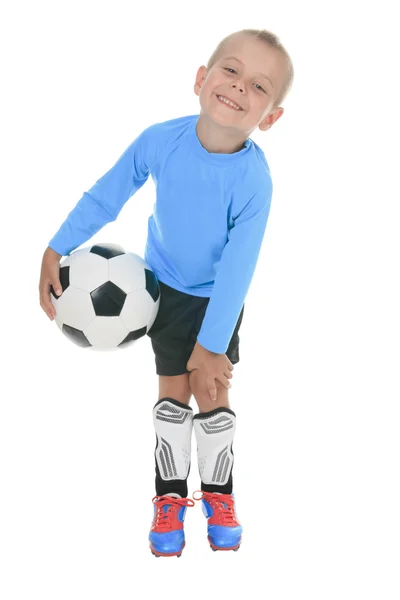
[{"left": 146, "top": 280, "right": 244, "bottom": 376}]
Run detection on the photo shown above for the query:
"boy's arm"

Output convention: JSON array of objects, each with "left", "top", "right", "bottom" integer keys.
[
  {"left": 48, "top": 126, "right": 154, "bottom": 257},
  {"left": 195, "top": 182, "right": 273, "bottom": 355}
]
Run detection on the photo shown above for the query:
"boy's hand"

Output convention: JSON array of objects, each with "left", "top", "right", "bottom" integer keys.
[
  {"left": 186, "top": 341, "right": 234, "bottom": 402},
  {"left": 39, "top": 247, "right": 63, "bottom": 320}
]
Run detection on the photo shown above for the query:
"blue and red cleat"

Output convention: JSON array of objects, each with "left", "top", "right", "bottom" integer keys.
[
  {"left": 149, "top": 495, "right": 195, "bottom": 557},
  {"left": 193, "top": 490, "right": 243, "bottom": 551}
]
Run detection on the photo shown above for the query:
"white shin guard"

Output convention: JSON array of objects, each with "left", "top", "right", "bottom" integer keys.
[
  {"left": 153, "top": 398, "right": 193, "bottom": 482},
  {"left": 193, "top": 408, "right": 236, "bottom": 487}
]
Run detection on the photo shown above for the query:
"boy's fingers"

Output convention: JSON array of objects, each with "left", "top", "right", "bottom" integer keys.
[
  {"left": 216, "top": 373, "right": 232, "bottom": 389},
  {"left": 207, "top": 374, "right": 233, "bottom": 401},
  {"left": 223, "top": 376, "right": 232, "bottom": 389},
  {"left": 40, "top": 301, "right": 54, "bottom": 320},
  {"left": 40, "top": 295, "right": 54, "bottom": 317},
  {"left": 48, "top": 283, "right": 60, "bottom": 317},
  {"left": 207, "top": 377, "right": 218, "bottom": 402},
  {"left": 49, "top": 287, "right": 62, "bottom": 299},
  {"left": 49, "top": 277, "right": 63, "bottom": 297},
  {"left": 39, "top": 280, "right": 58, "bottom": 319}
]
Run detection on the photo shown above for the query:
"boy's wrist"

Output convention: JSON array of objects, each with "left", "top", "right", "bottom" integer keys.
[{"left": 45, "top": 246, "right": 62, "bottom": 260}]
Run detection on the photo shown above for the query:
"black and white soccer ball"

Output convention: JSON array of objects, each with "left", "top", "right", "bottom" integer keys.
[{"left": 50, "top": 243, "right": 160, "bottom": 350}]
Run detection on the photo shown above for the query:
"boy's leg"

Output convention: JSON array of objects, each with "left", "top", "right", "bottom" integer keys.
[
  {"left": 149, "top": 374, "right": 195, "bottom": 558},
  {"left": 153, "top": 374, "right": 193, "bottom": 498},
  {"left": 189, "top": 302, "right": 243, "bottom": 494},
  {"left": 158, "top": 374, "right": 192, "bottom": 405},
  {"left": 190, "top": 371, "right": 242, "bottom": 551},
  {"left": 189, "top": 373, "right": 234, "bottom": 494}
]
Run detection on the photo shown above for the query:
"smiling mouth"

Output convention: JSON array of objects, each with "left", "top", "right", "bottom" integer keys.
[{"left": 216, "top": 94, "right": 243, "bottom": 111}]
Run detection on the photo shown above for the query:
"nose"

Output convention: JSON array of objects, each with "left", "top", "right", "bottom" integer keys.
[{"left": 232, "top": 83, "right": 244, "bottom": 93}]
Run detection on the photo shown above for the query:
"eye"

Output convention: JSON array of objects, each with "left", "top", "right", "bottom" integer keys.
[{"left": 223, "top": 68, "right": 266, "bottom": 93}]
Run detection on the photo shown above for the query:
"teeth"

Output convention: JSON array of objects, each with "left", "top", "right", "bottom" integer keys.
[{"left": 217, "top": 95, "right": 241, "bottom": 110}]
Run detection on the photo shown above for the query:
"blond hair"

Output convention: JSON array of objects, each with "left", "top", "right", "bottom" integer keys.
[{"left": 206, "top": 29, "right": 294, "bottom": 108}]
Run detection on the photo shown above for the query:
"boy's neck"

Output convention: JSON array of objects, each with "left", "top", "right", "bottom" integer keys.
[{"left": 195, "top": 112, "right": 248, "bottom": 155}]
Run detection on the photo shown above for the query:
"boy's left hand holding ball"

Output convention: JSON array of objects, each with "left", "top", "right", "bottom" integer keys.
[{"left": 39, "top": 247, "right": 63, "bottom": 321}]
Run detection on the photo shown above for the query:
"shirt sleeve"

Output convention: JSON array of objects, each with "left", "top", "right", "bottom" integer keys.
[
  {"left": 48, "top": 126, "right": 154, "bottom": 256},
  {"left": 196, "top": 183, "right": 272, "bottom": 354}
]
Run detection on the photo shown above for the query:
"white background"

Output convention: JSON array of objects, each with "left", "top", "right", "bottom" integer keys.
[{"left": 1, "top": 0, "right": 399, "bottom": 598}]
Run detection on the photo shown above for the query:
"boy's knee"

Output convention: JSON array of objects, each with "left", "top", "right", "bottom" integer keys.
[{"left": 158, "top": 373, "right": 192, "bottom": 405}]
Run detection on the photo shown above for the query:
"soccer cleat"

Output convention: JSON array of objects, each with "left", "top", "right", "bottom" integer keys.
[
  {"left": 149, "top": 495, "right": 195, "bottom": 557},
  {"left": 193, "top": 490, "right": 243, "bottom": 551}
]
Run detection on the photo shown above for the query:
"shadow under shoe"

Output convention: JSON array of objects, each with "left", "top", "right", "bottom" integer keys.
[
  {"left": 149, "top": 495, "right": 195, "bottom": 557},
  {"left": 193, "top": 490, "right": 243, "bottom": 551}
]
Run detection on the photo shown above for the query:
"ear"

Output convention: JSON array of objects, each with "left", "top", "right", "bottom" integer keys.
[
  {"left": 259, "top": 106, "right": 284, "bottom": 131},
  {"left": 194, "top": 66, "right": 207, "bottom": 96}
]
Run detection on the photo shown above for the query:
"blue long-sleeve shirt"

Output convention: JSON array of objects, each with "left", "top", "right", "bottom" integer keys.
[{"left": 48, "top": 114, "right": 273, "bottom": 354}]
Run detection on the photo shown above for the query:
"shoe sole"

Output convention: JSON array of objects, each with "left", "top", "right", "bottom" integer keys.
[
  {"left": 209, "top": 537, "right": 241, "bottom": 552},
  {"left": 150, "top": 541, "right": 185, "bottom": 558}
]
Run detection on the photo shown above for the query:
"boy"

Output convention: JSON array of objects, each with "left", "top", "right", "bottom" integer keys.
[{"left": 39, "top": 28, "right": 294, "bottom": 557}]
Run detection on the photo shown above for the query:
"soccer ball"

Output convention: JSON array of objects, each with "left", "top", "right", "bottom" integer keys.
[{"left": 50, "top": 243, "right": 160, "bottom": 350}]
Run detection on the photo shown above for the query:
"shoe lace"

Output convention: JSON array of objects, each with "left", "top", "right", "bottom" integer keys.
[
  {"left": 192, "top": 490, "right": 238, "bottom": 526},
  {"left": 152, "top": 496, "right": 195, "bottom": 533}
]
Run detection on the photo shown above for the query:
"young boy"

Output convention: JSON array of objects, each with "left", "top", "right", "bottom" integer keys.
[{"left": 39, "top": 28, "right": 294, "bottom": 557}]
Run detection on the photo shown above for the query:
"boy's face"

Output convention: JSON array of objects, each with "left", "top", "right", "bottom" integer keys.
[{"left": 194, "top": 34, "right": 286, "bottom": 135}]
